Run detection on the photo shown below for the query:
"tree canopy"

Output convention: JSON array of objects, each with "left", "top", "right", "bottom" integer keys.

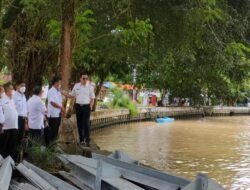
[{"left": 0, "top": 0, "right": 250, "bottom": 105}]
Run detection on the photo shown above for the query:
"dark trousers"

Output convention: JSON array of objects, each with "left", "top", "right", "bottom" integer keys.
[
  {"left": 17, "top": 116, "right": 26, "bottom": 145},
  {"left": 44, "top": 127, "right": 50, "bottom": 146},
  {"left": 75, "top": 104, "right": 91, "bottom": 143},
  {"left": 48, "top": 117, "right": 61, "bottom": 141},
  {"left": 29, "top": 129, "right": 42, "bottom": 143},
  {"left": 0, "top": 129, "right": 18, "bottom": 161}
]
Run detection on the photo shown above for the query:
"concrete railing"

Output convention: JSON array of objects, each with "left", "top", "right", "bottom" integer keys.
[
  {"left": 90, "top": 106, "right": 250, "bottom": 129},
  {"left": 204, "top": 106, "right": 250, "bottom": 116},
  {"left": 90, "top": 107, "right": 204, "bottom": 129}
]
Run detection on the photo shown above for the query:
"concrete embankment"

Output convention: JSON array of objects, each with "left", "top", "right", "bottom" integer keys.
[{"left": 90, "top": 106, "right": 250, "bottom": 129}]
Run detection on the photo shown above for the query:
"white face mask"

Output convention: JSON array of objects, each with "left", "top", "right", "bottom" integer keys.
[{"left": 20, "top": 87, "right": 26, "bottom": 93}]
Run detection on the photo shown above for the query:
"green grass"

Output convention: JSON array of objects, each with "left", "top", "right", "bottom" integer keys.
[{"left": 27, "top": 138, "right": 60, "bottom": 172}]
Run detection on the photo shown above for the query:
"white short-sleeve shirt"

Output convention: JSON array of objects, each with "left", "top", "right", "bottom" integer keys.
[
  {"left": 27, "top": 95, "right": 46, "bottom": 130},
  {"left": 47, "top": 86, "right": 63, "bottom": 118},
  {"left": 1, "top": 94, "right": 18, "bottom": 130},
  {"left": 70, "top": 83, "right": 95, "bottom": 104},
  {"left": 13, "top": 91, "right": 27, "bottom": 117},
  {"left": 0, "top": 99, "right": 5, "bottom": 124}
]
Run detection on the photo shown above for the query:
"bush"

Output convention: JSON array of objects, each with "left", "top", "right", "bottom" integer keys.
[
  {"left": 28, "top": 138, "right": 56, "bottom": 170},
  {"left": 109, "top": 88, "right": 138, "bottom": 116}
]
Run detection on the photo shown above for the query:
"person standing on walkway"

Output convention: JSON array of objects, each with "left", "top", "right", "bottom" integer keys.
[
  {"left": 27, "top": 86, "right": 47, "bottom": 143},
  {"left": 62, "top": 73, "right": 95, "bottom": 146},
  {"left": 47, "top": 76, "right": 65, "bottom": 141},
  {"left": 0, "top": 82, "right": 18, "bottom": 161},
  {"left": 13, "top": 81, "right": 27, "bottom": 146}
]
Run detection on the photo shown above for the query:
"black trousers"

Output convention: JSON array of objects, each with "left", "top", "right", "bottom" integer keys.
[
  {"left": 48, "top": 117, "right": 61, "bottom": 141},
  {"left": 44, "top": 127, "right": 50, "bottom": 146},
  {"left": 0, "top": 129, "right": 18, "bottom": 161},
  {"left": 29, "top": 129, "right": 42, "bottom": 143},
  {"left": 75, "top": 104, "right": 91, "bottom": 143},
  {"left": 17, "top": 116, "right": 26, "bottom": 145}
]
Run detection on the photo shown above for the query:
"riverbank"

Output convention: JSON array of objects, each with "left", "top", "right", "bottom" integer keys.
[
  {"left": 57, "top": 106, "right": 250, "bottom": 158},
  {"left": 90, "top": 106, "right": 250, "bottom": 129}
]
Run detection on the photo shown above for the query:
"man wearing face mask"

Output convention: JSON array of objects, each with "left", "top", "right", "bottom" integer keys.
[
  {"left": 13, "top": 81, "right": 27, "bottom": 146},
  {"left": 47, "top": 76, "right": 65, "bottom": 142},
  {"left": 0, "top": 82, "right": 18, "bottom": 161}
]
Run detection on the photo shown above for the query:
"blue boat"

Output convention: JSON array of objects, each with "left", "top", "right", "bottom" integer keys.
[{"left": 155, "top": 117, "right": 175, "bottom": 123}]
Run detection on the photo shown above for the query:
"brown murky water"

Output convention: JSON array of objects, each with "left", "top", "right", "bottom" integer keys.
[{"left": 92, "top": 116, "right": 250, "bottom": 189}]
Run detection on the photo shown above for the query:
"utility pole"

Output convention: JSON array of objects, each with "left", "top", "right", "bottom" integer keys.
[{"left": 133, "top": 67, "right": 137, "bottom": 101}]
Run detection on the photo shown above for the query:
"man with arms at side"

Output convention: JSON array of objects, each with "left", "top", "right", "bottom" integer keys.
[
  {"left": 47, "top": 76, "right": 65, "bottom": 141},
  {"left": 63, "top": 73, "right": 95, "bottom": 147},
  {"left": 27, "top": 86, "right": 47, "bottom": 143},
  {"left": 0, "top": 82, "right": 18, "bottom": 161},
  {"left": 13, "top": 81, "right": 27, "bottom": 146}
]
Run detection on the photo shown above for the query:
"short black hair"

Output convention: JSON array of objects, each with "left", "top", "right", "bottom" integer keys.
[
  {"left": 51, "top": 76, "right": 61, "bottom": 86},
  {"left": 80, "top": 72, "right": 88, "bottom": 78},
  {"left": 3, "top": 82, "right": 13, "bottom": 92},
  {"left": 15, "top": 80, "right": 25, "bottom": 86},
  {"left": 33, "top": 86, "right": 43, "bottom": 95}
]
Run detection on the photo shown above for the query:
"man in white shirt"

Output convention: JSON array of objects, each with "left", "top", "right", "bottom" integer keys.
[
  {"left": 27, "top": 86, "right": 47, "bottom": 143},
  {"left": 47, "top": 76, "right": 65, "bottom": 141},
  {"left": 0, "top": 82, "right": 18, "bottom": 161},
  {"left": 13, "top": 81, "right": 27, "bottom": 145},
  {"left": 0, "top": 85, "right": 5, "bottom": 131},
  {"left": 63, "top": 73, "right": 95, "bottom": 146}
]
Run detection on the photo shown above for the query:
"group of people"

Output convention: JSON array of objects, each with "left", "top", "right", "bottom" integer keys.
[{"left": 0, "top": 73, "right": 95, "bottom": 161}]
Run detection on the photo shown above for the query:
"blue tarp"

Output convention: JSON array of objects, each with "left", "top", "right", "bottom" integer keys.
[{"left": 103, "top": 82, "right": 114, "bottom": 89}]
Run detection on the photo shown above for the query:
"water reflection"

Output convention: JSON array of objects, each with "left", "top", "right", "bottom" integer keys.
[{"left": 92, "top": 116, "right": 250, "bottom": 189}]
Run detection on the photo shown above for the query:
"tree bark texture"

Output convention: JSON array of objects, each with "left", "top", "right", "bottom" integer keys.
[{"left": 60, "top": 0, "right": 75, "bottom": 90}]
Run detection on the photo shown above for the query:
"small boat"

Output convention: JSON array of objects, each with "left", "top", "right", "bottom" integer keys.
[{"left": 156, "top": 117, "right": 175, "bottom": 123}]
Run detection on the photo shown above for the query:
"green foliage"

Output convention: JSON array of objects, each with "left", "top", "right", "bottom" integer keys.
[
  {"left": 109, "top": 88, "right": 138, "bottom": 116},
  {"left": 133, "top": 0, "right": 250, "bottom": 106},
  {"left": 47, "top": 19, "right": 61, "bottom": 43},
  {"left": 21, "top": 0, "right": 47, "bottom": 12},
  {"left": 1, "top": 0, "right": 23, "bottom": 29},
  {"left": 1, "top": 0, "right": 250, "bottom": 106},
  {"left": 116, "top": 19, "right": 152, "bottom": 45}
]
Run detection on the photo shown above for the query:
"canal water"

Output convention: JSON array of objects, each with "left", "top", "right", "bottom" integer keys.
[{"left": 92, "top": 116, "right": 250, "bottom": 189}]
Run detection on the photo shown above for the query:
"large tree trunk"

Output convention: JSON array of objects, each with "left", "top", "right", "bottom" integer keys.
[{"left": 60, "top": 0, "right": 75, "bottom": 90}]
